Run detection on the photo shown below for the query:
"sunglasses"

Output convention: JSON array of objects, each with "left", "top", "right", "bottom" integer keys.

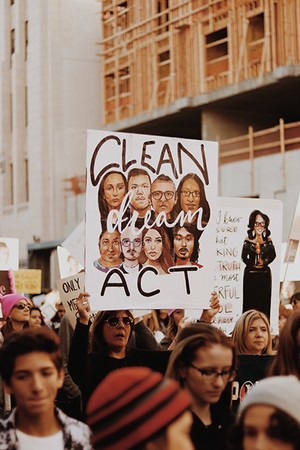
[
  {"left": 13, "top": 303, "right": 30, "bottom": 311},
  {"left": 105, "top": 316, "right": 133, "bottom": 327}
]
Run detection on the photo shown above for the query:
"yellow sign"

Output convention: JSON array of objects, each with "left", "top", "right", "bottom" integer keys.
[{"left": 13, "top": 269, "right": 42, "bottom": 294}]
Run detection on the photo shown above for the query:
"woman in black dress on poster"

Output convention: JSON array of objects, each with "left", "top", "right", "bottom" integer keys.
[{"left": 242, "top": 210, "right": 276, "bottom": 318}]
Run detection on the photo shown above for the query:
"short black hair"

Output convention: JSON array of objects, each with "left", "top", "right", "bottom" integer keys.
[{"left": 0, "top": 327, "right": 62, "bottom": 384}]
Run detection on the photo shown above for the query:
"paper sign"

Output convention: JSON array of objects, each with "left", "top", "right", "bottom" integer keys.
[
  {"left": 62, "top": 220, "right": 85, "bottom": 267},
  {"left": 13, "top": 269, "right": 42, "bottom": 294},
  {"left": 57, "top": 245, "right": 84, "bottom": 279}
]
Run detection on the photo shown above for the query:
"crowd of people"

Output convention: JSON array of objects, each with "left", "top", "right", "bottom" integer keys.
[{"left": 0, "top": 287, "right": 299, "bottom": 449}]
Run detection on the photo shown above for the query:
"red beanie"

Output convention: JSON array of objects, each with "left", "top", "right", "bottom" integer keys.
[
  {"left": 0, "top": 294, "right": 28, "bottom": 319},
  {"left": 86, "top": 367, "right": 191, "bottom": 450}
]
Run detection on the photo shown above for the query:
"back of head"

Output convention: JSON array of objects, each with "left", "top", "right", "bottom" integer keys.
[
  {"left": 0, "top": 326, "right": 62, "bottom": 384},
  {"left": 86, "top": 366, "right": 191, "bottom": 450}
]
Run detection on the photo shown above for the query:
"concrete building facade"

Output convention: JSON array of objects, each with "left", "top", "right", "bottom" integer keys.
[{"left": 0, "top": 0, "right": 101, "bottom": 287}]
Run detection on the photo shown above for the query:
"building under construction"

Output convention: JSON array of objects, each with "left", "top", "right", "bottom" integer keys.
[{"left": 99, "top": 0, "right": 300, "bottom": 237}]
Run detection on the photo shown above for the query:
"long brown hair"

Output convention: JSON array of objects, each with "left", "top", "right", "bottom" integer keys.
[
  {"left": 269, "top": 311, "right": 300, "bottom": 379},
  {"left": 141, "top": 225, "right": 175, "bottom": 273}
]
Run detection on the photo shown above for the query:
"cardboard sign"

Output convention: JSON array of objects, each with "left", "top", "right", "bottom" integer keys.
[
  {"left": 0, "top": 237, "right": 19, "bottom": 270},
  {"left": 0, "top": 270, "right": 15, "bottom": 296},
  {"left": 56, "top": 272, "right": 85, "bottom": 329},
  {"left": 13, "top": 269, "right": 42, "bottom": 294},
  {"left": 85, "top": 130, "right": 219, "bottom": 311}
]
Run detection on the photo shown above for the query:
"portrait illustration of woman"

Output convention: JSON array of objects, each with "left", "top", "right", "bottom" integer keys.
[
  {"left": 175, "top": 173, "right": 210, "bottom": 238},
  {"left": 98, "top": 171, "right": 127, "bottom": 225},
  {"left": 242, "top": 210, "right": 276, "bottom": 318},
  {"left": 142, "top": 225, "right": 175, "bottom": 275}
]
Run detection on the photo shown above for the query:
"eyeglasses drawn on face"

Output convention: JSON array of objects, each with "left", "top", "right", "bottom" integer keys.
[
  {"left": 254, "top": 221, "right": 265, "bottom": 227},
  {"left": 151, "top": 190, "right": 175, "bottom": 201},
  {"left": 121, "top": 238, "right": 142, "bottom": 247},
  {"left": 13, "top": 303, "right": 30, "bottom": 311},
  {"left": 105, "top": 317, "right": 134, "bottom": 327},
  {"left": 189, "top": 365, "right": 236, "bottom": 382},
  {"left": 181, "top": 189, "right": 200, "bottom": 198}
]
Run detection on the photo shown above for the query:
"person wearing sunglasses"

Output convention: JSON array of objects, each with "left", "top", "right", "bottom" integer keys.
[
  {"left": 0, "top": 294, "right": 31, "bottom": 342},
  {"left": 68, "top": 293, "right": 169, "bottom": 407},
  {"left": 165, "top": 323, "right": 237, "bottom": 450},
  {"left": 241, "top": 209, "right": 276, "bottom": 318}
]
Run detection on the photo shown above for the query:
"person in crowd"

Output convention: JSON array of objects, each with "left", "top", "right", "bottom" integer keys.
[
  {"left": 172, "top": 223, "right": 202, "bottom": 268},
  {"left": 98, "top": 170, "right": 127, "bottom": 222},
  {"left": 142, "top": 225, "right": 175, "bottom": 275},
  {"left": 231, "top": 310, "right": 274, "bottom": 413},
  {"left": 86, "top": 366, "right": 193, "bottom": 450},
  {"left": 150, "top": 174, "right": 177, "bottom": 221},
  {"left": 127, "top": 168, "right": 154, "bottom": 227},
  {"left": 28, "top": 306, "right": 45, "bottom": 328},
  {"left": 269, "top": 310, "right": 300, "bottom": 379},
  {"left": 160, "top": 292, "right": 220, "bottom": 350},
  {"left": 165, "top": 324, "right": 237, "bottom": 450},
  {"left": 0, "top": 294, "right": 30, "bottom": 341},
  {"left": 50, "top": 302, "right": 66, "bottom": 334},
  {"left": 272, "top": 302, "right": 294, "bottom": 350},
  {"left": 142, "top": 311, "right": 165, "bottom": 343},
  {"left": 0, "top": 327, "right": 92, "bottom": 448},
  {"left": 119, "top": 227, "right": 143, "bottom": 273},
  {"left": 68, "top": 294, "right": 168, "bottom": 405},
  {"left": 231, "top": 309, "right": 273, "bottom": 356},
  {"left": 93, "top": 229, "right": 123, "bottom": 272},
  {"left": 229, "top": 375, "right": 300, "bottom": 450},
  {"left": 241, "top": 209, "right": 276, "bottom": 318},
  {"left": 290, "top": 291, "right": 300, "bottom": 312},
  {"left": 155, "top": 309, "right": 169, "bottom": 334},
  {"left": 175, "top": 173, "right": 210, "bottom": 233}
]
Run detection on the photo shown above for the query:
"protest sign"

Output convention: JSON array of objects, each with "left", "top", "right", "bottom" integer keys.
[
  {"left": 13, "top": 269, "right": 42, "bottom": 294},
  {"left": 213, "top": 197, "right": 282, "bottom": 335},
  {"left": 0, "top": 270, "right": 15, "bottom": 296},
  {"left": 62, "top": 220, "right": 85, "bottom": 267},
  {"left": 56, "top": 272, "right": 85, "bottom": 329},
  {"left": 86, "top": 130, "right": 218, "bottom": 311},
  {"left": 0, "top": 237, "right": 19, "bottom": 270},
  {"left": 57, "top": 245, "right": 84, "bottom": 279}
]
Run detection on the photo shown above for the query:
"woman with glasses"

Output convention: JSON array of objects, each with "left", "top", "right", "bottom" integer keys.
[
  {"left": 175, "top": 173, "right": 210, "bottom": 235},
  {"left": 68, "top": 293, "right": 169, "bottom": 406},
  {"left": 141, "top": 225, "right": 175, "bottom": 275},
  {"left": 165, "top": 323, "right": 237, "bottom": 450},
  {"left": 242, "top": 209, "right": 276, "bottom": 317},
  {"left": 0, "top": 294, "right": 30, "bottom": 341}
]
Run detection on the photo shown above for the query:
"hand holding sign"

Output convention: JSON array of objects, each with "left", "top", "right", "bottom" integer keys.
[{"left": 76, "top": 292, "right": 91, "bottom": 325}]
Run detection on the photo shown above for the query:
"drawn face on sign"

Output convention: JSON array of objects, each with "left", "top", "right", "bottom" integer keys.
[
  {"left": 120, "top": 228, "right": 142, "bottom": 264},
  {"left": 99, "top": 231, "right": 122, "bottom": 267},
  {"left": 173, "top": 227, "right": 194, "bottom": 262},
  {"left": 143, "top": 229, "right": 163, "bottom": 262},
  {"left": 128, "top": 174, "right": 151, "bottom": 216},
  {"left": 103, "top": 172, "right": 126, "bottom": 211},
  {"left": 180, "top": 178, "right": 201, "bottom": 214},
  {"left": 151, "top": 178, "right": 177, "bottom": 219},
  {"left": 254, "top": 214, "right": 266, "bottom": 236}
]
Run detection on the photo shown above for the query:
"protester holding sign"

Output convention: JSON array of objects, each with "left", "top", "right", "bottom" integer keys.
[
  {"left": 68, "top": 293, "right": 169, "bottom": 405},
  {"left": 165, "top": 324, "right": 237, "bottom": 450},
  {"left": 242, "top": 209, "right": 276, "bottom": 318}
]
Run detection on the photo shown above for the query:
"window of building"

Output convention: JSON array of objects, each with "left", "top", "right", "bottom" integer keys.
[
  {"left": 25, "top": 20, "right": 28, "bottom": 60},
  {"left": 157, "top": 0, "right": 169, "bottom": 34},
  {"left": 11, "top": 29, "right": 15, "bottom": 54},
  {"left": 205, "top": 28, "right": 228, "bottom": 77}
]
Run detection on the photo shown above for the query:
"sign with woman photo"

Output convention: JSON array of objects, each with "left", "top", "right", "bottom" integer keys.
[
  {"left": 85, "top": 130, "right": 218, "bottom": 310},
  {"left": 213, "top": 197, "right": 282, "bottom": 335}
]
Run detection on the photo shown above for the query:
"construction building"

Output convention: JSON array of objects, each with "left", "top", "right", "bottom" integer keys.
[{"left": 99, "top": 0, "right": 300, "bottom": 239}]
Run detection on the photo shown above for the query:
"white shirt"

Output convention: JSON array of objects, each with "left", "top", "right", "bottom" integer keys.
[{"left": 16, "top": 429, "right": 64, "bottom": 450}]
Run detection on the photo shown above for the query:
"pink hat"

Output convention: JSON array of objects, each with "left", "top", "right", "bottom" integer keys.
[
  {"left": 168, "top": 309, "right": 176, "bottom": 316},
  {"left": 0, "top": 294, "right": 28, "bottom": 319}
]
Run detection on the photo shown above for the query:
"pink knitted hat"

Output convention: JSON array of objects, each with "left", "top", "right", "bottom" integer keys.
[{"left": 0, "top": 294, "right": 28, "bottom": 319}]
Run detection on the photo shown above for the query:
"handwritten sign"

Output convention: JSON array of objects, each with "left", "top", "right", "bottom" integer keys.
[
  {"left": 56, "top": 272, "right": 85, "bottom": 329},
  {"left": 13, "top": 269, "right": 42, "bottom": 294},
  {"left": 85, "top": 130, "right": 218, "bottom": 311}
]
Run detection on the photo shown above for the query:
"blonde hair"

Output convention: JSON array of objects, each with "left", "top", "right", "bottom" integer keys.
[{"left": 231, "top": 309, "right": 272, "bottom": 355}]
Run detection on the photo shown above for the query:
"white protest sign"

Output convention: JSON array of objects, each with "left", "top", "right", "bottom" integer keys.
[
  {"left": 62, "top": 220, "right": 85, "bottom": 267},
  {"left": 56, "top": 272, "right": 85, "bottom": 329},
  {"left": 213, "top": 197, "right": 282, "bottom": 335},
  {"left": 0, "top": 237, "right": 19, "bottom": 270},
  {"left": 85, "top": 130, "right": 218, "bottom": 311},
  {"left": 57, "top": 245, "right": 84, "bottom": 279}
]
